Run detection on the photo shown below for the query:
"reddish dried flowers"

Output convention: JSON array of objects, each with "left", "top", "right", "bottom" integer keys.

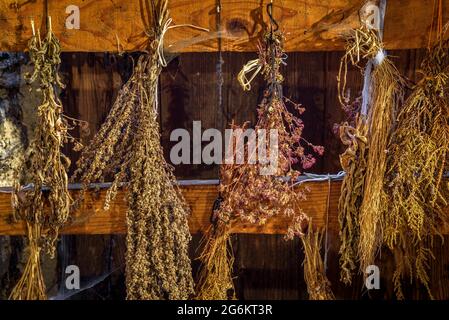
[{"left": 217, "top": 31, "right": 324, "bottom": 238}]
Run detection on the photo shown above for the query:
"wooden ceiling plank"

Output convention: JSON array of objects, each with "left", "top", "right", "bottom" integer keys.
[{"left": 0, "top": 0, "right": 445, "bottom": 52}]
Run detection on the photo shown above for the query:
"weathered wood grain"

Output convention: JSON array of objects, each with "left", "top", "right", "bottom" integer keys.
[
  {"left": 0, "top": 180, "right": 342, "bottom": 235},
  {"left": 1, "top": 180, "right": 448, "bottom": 236},
  {"left": 0, "top": 0, "right": 447, "bottom": 52}
]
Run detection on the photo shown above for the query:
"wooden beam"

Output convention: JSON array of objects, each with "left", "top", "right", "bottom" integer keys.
[
  {"left": 1, "top": 180, "right": 449, "bottom": 235},
  {"left": 0, "top": 180, "right": 342, "bottom": 235},
  {"left": 0, "top": 0, "right": 446, "bottom": 52}
]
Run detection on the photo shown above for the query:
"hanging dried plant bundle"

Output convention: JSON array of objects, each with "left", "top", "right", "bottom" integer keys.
[
  {"left": 337, "top": 118, "right": 368, "bottom": 285},
  {"left": 196, "top": 31, "right": 326, "bottom": 300},
  {"left": 9, "top": 18, "right": 72, "bottom": 300},
  {"left": 195, "top": 124, "right": 241, "bottom": 300},
  {"left": 195, "top": 223, "right": 235, "bottom": 300},
  {"left": 219, "top": 32, "right": 323, "bottom": 236},
  {"left": 301, "top": 223, "right": 335, "bottom": 300},
  {"left": 384, "top": 30, "right": 449, "bottom": 299},
  {"left": 73, "top": 0, "right": 194, "bottom": 300},
  {"left": 334, "top": 95, "right": 366, "bottom": 284},
  {"left": 337, "top": 27, "right": 406, "bottom": 281},
  {"left": 9, "top": 223, "right": 46, "bottom": 300}
]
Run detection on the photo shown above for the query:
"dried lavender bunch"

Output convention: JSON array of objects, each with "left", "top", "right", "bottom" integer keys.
[
  {"left": 385, "top": 31, "right": 449, "bottom": 299},
  {"left": 196, "top": 31, "right": 326, "bottom": 300},
  {"left": 73, "top": 0, "right": 194, "bottom": 300},
  {"left": 10, "top": 18, "right": 71, "bottom": 300}
]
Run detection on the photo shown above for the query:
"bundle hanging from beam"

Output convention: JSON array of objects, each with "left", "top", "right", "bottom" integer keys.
[
  {"left": 72, "top": 0, "right": 194, "bottom": 300},
  {"left": 337, "top": 25, "right": 406, "bottom": 284},
  {"left": 196, "top": 27, "right": 331, "bottom": 300},
  {"left": 9, "top": 17, "right": 74, "bottom": 300},
  {"left": 384, "top": 21, "right": 449, "bottom": 300}
]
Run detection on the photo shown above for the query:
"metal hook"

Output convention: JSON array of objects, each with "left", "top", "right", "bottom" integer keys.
[{"left": 266, "top": 1, "right": 279, "bottom": 33}]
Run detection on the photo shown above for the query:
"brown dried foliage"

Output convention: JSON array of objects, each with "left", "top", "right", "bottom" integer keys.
[
  {"left": 216, "top": 32, "right": 323, "bottom": 238},
  {"left": 337, "top": 118, "right": 368, "bottom": 285},
  {"left": 73, "top": 0, "right": 194, "bottom": 300},
  {"left": 10, "top": 19, "right": 72, "bottom": 300},
  {"left": 196, "top": 31, "right": 330, "bottom": 300},
  {"left": 301, "top": 224, "right": 335, "bottom": 300}
]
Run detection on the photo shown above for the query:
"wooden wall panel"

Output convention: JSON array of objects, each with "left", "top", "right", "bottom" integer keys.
[
  {"left": 160, "top": 53, "right": 222, "bottom": 179},
  {"left": 3, "top": 48, "right": 449, "bottom": 300}
]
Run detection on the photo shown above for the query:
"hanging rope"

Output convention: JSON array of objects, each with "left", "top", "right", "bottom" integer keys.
[
  {"left": 216, "top": 0, "right": 224, "bottom": 122},
  {"left": 292, "top": 171, "right": 346, "bottom": 187}
]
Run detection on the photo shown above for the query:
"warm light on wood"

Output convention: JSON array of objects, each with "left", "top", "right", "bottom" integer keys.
[
  {"left": 1, "top": 180, "right": 448, "bottom": 235},
  {"left": 0, "top": 181, "right": 341, "bottom": 235},
  {"left": 0, "top": 0, "right": 447, "bottom": 52}
]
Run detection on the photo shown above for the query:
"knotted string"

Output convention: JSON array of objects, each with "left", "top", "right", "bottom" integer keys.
[
  {"left": 157, "top": 18, "right": 210, "bottom": 67},
  {"left": 143, "top": 17, "right": 209, "bottom": 115},
  {"left": 238, "top": 59, "right": 262, "bottom": 91}
]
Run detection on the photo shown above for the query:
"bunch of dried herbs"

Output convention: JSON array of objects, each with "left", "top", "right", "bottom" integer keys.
[
  {"left": 337, "top": 26, "right": 406, "bottom": 283},
  {"left": 337, "top": 117, "right": 368, "bottom": 285},
  {"left": 73, "top": 0, "right": 194, "bottom": 300},
  {"left": 196, "top": 31, "right": 330, "bottom": 300},
  {"left": 10, "top": 18, "right": 73, "bottom": 300},
  {"left": 301, "top": 224, "right": 335, "bottom": 300},
  {"left": 384, "top": 28, "right": 449, "bottom": 299}
]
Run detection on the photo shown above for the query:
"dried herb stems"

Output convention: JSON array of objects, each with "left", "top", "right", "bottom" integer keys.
[
  {"left": 384, "top": 30, "right": 449, "bottom": 299},
  {"left": 337, "top": 27, "right": 406, "bottom": 282},
  {"left": 10, "top": 17, "right": 71, "bottom": 300},
  {"left": 302, "top": 224, "right": 335, "bottom": 300},
  {"left": 73, "top": 0, "right": 194, "bottom": 300},
  {"left": 337, "top": 118, "right": 368, "bottom": 285},
  {"left": 196, "top": 31, "right": 330, "bottom": 300},
  {"left": 195, "top": 223, "right": 235, "bottom": 300}
]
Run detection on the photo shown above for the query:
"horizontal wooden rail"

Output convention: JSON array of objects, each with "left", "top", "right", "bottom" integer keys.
[
  {"left": 0, "top": 180, "right": 343, "bottom": 235},
  {"left": 1, "top": 179, "right": 449, "bottom": 235},
  {"left": 0, "top": 0, "right": 447, "bottom": 52}
]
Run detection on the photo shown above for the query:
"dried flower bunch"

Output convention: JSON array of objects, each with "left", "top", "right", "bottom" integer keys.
[
  {"left": 218, "top": 32, "right": 324, "bottom": 237},
  {"left": 384, "top": 28, "right": 449, "bottom": 299},
  {"left": 337, "top": 26, "right": 406, "bottom": 283},
  {"left": 301, "top": 224, "right": 335, "bottom": 300},
  {"left": 196, "top": 31, "right": 330, "bottom": 300},
  {"left": 10, "top": 18, "right": 72, "bottom": 300},
  {"left": 73, "top": 0, "right": 194, "bottom": 300}
]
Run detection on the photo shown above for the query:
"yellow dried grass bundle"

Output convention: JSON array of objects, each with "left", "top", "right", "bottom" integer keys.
[
  {"left": 195, "top": 223, "right": 235, "bottom": 300},
  {"left": 337, "top": 26, "right": 406, "bottom": 281},
  {"left": 337, "top": 119, "right": 368, "bottom": 284},
  {"left": 301, "top": 223, "right": 335, "bottom": 300},
  {"left": 384, "top": 28, "right": 449, "bottom": 299}
]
